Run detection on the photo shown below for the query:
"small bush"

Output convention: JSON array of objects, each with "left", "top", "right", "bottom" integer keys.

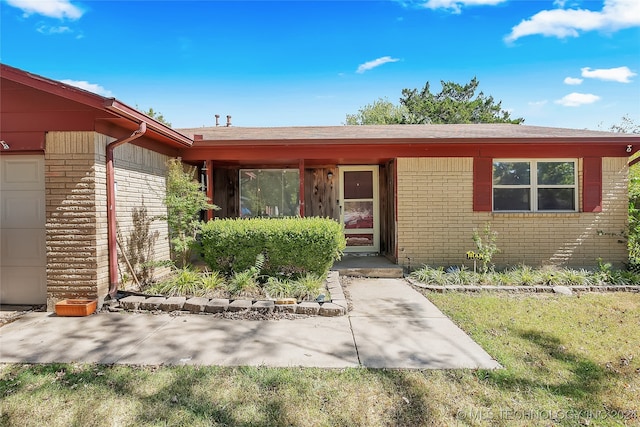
[
  {"left": 200, "top": 217, "right": 346, "bottom": 278},
  {"left": 263, "top": 274, "right": 326, "bottom": 301},
  {"left": 145, "top": 267, "right": 224, "bottom": 297},
  {"left": 226, "top": 254, "right": 264, "bottom": 297},
  {"left": 264, "top": 277, "right": 296, "bottom": 299},
  {"left": 293, "top": 273, "right": 326, "bottom": 300}
]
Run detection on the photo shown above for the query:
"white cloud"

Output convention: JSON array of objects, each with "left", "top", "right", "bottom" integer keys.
[
  {"left": 423, "top": 0, "right": 506, "bottom": 13},
  {"left": 581, "top": 66, "right": 636, "bottom": 83},
  {"left": 528, "top": 100, "right": 548, "bottom": 106},
  {"left": 60, "top": 80, "right": 113, "bottom": 97},
  {"left": 555, "top": 92, "right": 601, "bottom": 107},
  {"left": 36, "top": 25, "right": 72, "bottom": 35},
  {"left": 356, "top": 56, "right": 400, "bottom": 74},
  {"left": 6, "top": 0, "right": 84, "bottom": 19},
  {"left": 505, "top": 0, "right": 640, "bottom": 42},
  {"left": 393, "top": 0, "right": 505, "bottom": 13},
  {"left": 564, "top": 77, "right": 584, "bottom": 85}
]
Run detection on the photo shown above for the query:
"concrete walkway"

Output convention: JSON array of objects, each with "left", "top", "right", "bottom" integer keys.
[{"left": 0, "top": 278, "right": 500, "bottom": 369}]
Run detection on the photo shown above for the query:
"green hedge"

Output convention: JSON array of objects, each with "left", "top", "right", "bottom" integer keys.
[{"left": 200, "top": 217, "right": 346, "bottom": 278}]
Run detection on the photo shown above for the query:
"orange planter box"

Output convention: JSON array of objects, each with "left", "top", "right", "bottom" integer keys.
[{"left": 55, "top": 299, "right": 97, "bottom": 317}]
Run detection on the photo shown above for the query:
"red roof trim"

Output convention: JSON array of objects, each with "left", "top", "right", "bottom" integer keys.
[{"left": 1, "top": 63, "right": 192, "bottom": 148}]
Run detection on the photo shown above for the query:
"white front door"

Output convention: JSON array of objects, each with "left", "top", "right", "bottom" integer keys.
[
  {"left": 339, "top": 166, "right": 379, "bottom": 253},
  {"left": 0, "top": 155, "right": 47, "bottom": 304}
]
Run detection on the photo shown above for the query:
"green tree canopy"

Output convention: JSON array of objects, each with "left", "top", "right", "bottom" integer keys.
[
  {"left": 346, "top": 77, "right": 524, "bottom": 125},
  {"left": 141, "top": 107, "right": 172, "bottom": 127},
  {"left": 345, "top": 98, "right": 408, "bottom": 125}
]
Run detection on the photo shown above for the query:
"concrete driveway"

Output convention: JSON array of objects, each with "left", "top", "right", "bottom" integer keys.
[{"left": 0, "top": 278, "right": 500, "bottom": 369}]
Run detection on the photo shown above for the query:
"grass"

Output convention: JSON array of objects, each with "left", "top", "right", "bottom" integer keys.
[{"left": 1, "top": 292, "right": 638, "bottom": 426}]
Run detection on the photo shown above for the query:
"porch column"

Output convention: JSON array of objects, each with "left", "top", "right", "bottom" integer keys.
[
  {"left": 299, "top": 159, "right": 305, "bottom": 217},
  {"left": 206, "top": 159, "right": 214, "bottom": 220}
]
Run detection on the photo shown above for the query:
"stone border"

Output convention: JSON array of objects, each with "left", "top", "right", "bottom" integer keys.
[
  {"left": 405, "top": 277, "right": 640, "bottom": 294},
  {"left": 110, "top": 271, "right": 348, "bottom": 317}
]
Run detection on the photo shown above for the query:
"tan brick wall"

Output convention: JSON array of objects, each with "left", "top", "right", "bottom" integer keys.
[
  {"left": 45, "top": 131, "right": 102, "bottom": 309},
  {"left": 45, "top": 131, "right": 172, "bottom": 310},
  {"left": 110, "top": 142, "right": 171, "bottom": 287},
  {"left": 396, "top": 157, "right": 629, "bottom": 270}
]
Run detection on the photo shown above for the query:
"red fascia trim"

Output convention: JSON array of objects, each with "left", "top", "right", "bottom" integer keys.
[
  {"left": 104, "top": 99, "right": 192, "bottom": 147},
  {"left": 179, "top": 141, "right": 628, "bottom": 162},
  {"left": 1, "top": 63, "right": 106, "bottom": 110},
  {"left": 0, "top": 132, "right": 45, "bottom": 152}
]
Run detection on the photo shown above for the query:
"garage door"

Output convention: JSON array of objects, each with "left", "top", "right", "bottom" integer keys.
[{"left": 0, "top": 155, "right": 46, "bottom": 304}]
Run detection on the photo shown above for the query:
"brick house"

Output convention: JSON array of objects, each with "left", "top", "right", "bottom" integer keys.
[
  {"left": 2, "top": 64, "right": 639, "bottom": 308},
  {"left": 177, "top": 125, "right": 639, "bottom": 272},
  {"left": 1, "top": 64, "right": 191, "bottom": 308}
]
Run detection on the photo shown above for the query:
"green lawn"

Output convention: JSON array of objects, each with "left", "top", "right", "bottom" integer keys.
[{"left": 1, "top": 292, "right": 638, "bottom": 427}]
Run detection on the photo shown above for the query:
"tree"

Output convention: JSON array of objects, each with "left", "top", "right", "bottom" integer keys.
[
  {"left": 165, "top": 159, "right": 217, "bottom": 267},
  {"left": 401, "top": 78, "right": 523, "bottom": 124},
  {"left": 607, "top": 114, "right": 640, "bottom": 134},
  {"left": 610, "top": 115, "right": 640, "bottom": 270},
  {"left": 345, "top": 77, "right": 524, "bottom": 125},
  {"left": 345, "top": 98, "right": 408, "bottom": 125},
  {"left": 141, "top": 107, "right": 172, "bottom": 127}
]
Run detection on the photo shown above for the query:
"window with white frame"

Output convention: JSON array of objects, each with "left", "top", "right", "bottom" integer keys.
[{"left": 492, "top": 160, "right": 577, "bottom": 212}]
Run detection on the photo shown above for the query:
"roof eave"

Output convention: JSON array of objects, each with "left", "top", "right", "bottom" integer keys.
[{"left": 104, "top": 99, "right": 192, "bottom": 148}]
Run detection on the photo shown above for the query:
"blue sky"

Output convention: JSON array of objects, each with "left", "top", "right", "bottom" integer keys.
[{"left": 1, "top": 0, "right": 639, "bottom": 130}]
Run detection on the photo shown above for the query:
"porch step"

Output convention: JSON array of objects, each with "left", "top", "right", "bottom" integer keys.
[
  {"left": 333, "top": 266, "right": 404, "bottom": 278},
  {"left": 331, "top": 255, "right": 405, "bottom": 278}
]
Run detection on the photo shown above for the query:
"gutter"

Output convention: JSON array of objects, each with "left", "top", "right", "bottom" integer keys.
[{"left": 107, "top": 122, "right": 147, "bottom": 297}]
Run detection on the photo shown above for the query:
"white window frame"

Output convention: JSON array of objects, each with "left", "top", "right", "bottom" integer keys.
[{"left": 492, "top": 159, "right": 578, "bottom": 213}]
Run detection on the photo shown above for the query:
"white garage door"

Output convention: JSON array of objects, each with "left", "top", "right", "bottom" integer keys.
[{"left": 0, "top": 155, "right": 46, "bottom": 305}]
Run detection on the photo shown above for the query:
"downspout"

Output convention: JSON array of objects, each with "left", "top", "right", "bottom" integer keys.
[{"left": 107, "top": 122, "right": 147, "bottom": 297}]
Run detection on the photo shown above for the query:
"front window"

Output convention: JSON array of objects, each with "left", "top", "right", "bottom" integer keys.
[
  {"left": 239, "top": 169, "right": 300, "bottom": 217},
  {"left": 493, "top": 160, "right": 577, "bottom": 212}
]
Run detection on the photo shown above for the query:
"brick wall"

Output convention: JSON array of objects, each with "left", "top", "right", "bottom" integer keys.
[
  {"left": 396, "top": 157, "right": 629, "bottom": 270},
  {"left": 45, "top": 131, "right": 172, "bottom": 310},
  {"left": 45, "top": 131, "right": 101, "bottom": 309},
  {"left": 110, "top": 141, "right": 171, "bottom": 286}
]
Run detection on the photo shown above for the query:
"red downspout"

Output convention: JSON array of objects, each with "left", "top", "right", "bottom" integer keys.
[{"left": 107, "top": 122, "right": 147, "bottom": 297}]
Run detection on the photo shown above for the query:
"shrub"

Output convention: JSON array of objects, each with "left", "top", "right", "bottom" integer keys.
[
  {"left": 226, "top": 254, "right": 264, "bottom": 297},
  {"left": 263, "top": 277, "right": 296, "bottom": 300},
  {"left": 471, "top": 223, "right": 500, "bottom": 273},
  {"left": 293, "top": 273, "right": 326, "bottom": 300},
  {"left": 145, "top": 267, "right": 224, "bottom": 297},
  {"left": 165, "top": 158, "right": 217, "bottom": 267},
  {"left": 200, "top": 217, "right": 346, "bottom": 278},
  {"left": 263, "top": 274, "right": 326, "bottom": 301}
]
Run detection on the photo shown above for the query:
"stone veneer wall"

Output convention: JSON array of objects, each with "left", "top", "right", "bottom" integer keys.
[
  {"left": 396, "top": 157, "right": 629, "bottom": 270},
  {"left": 45, "top": 131, "right": 171, "bottom": 310}
]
